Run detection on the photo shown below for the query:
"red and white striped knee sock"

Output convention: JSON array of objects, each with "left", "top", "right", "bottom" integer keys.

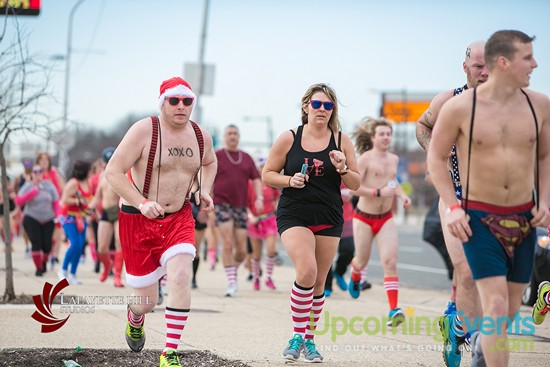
[
  {"left": 163, "top": 307, "right": 189, "bottom": 354},
  {"left": 290, "top": 282, "right": 313, "bottom": 338},
  {"left": 305, "top": 294, "right": 325, "bottom": 340},
  {"left": 224, "top": 266, "right": 237, "bottom": 286},
  {"left": 127, "top": 307, "right": 144, "bottom": 327},
  {"left": 360, "top": 267, "right": 368, "bottom": 283},
  {"left": 384, "top": 276, "right": 399, "bottom": 310},
  {"left": 265, "top": 255, "right": 276, "bottom": 279}
]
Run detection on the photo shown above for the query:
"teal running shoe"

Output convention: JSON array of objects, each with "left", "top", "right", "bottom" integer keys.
[
  {"left": 333, "top": 272, "right": 348, "bottom": 291},
  {"left": 302, "top": 339, "right": 323, "bottom": 363},
  {"left": 282, "top": 334, "right": 304, "bottom": 360},
  {"left": 439, "top": 314, "right": 464, "bottom": 367}
]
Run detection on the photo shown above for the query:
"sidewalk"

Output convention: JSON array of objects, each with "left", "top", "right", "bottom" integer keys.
[{"left": 1, "top": 236, "right": 549, "bottom": 366}]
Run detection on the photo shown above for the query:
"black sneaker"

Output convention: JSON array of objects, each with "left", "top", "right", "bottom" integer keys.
[{"left": 361, "top": 280, "right": 372, "bottom": 290}]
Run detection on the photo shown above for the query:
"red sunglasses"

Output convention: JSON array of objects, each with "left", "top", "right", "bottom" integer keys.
[{"left": 167, "top": 97, "right": 194, "bottom": 106}]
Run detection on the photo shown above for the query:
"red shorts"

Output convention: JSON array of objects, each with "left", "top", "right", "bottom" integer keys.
[
  {"left": 119, "top": 203, "right": 196, "bottom": 288},
  {"left": 353, "top": 208, "right": 393, "bottom": 236}
]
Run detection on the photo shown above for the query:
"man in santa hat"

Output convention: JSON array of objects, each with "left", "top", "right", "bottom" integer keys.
[{"left": 105, "top": 76, "right": 217, "bottom": 367}]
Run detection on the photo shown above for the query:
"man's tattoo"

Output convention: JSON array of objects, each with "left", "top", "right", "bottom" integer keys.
[
  {"left": 423, "top": 109, "right": 433, "bottom": 126},
  {"left": 168, "top": 147, "right": 194, "bottom": 157},
  {"left": 418, "top": 130, "right": 431, "bottom": 151}
]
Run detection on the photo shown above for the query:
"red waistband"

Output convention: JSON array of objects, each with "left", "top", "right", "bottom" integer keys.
[
  {"left": 354, "top": 208, "right": 393, "bottom": 220},
  {"left": 463, "top": 200, "right": 534, "bottom": 214}
]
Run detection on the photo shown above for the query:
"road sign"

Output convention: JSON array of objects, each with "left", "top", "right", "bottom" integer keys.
[
  {"left": 184, "top": 63, "right": 215, "bottom": 96},
  {"left": 381, "top": 91, "right": 436, "bottom": 123}
]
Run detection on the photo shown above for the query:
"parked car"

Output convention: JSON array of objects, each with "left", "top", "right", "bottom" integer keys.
[{"left": 522, "top": 226, "right": 550, "bottom": 306}]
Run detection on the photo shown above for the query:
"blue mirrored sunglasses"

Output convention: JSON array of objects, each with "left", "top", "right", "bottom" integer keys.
[{"left": 310, "top": 100, "right": 335, "bottom": 111}]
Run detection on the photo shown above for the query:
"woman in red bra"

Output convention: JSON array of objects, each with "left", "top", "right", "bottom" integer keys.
[{"left": 57, "top": 160, "right": 92, "bottom": 285}]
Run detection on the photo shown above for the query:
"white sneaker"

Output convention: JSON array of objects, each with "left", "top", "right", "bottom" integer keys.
[
  {"left": 224, "top": 283, "right": 238, "bottom": 297},
  {"left": 57, "top": 270, "right": 68, "bottom": 281},
  {"left": 68, "top": 274, "right": 82, "bottom": 285}
]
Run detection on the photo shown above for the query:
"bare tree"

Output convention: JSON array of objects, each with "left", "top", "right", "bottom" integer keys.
[{"left": 1, "top": 12, "right": 56, "bottom": 301}]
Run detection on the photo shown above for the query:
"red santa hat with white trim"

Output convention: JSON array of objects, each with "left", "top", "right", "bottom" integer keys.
[{"left": 158, "top": 77, "right": 196, "bottom": 110}]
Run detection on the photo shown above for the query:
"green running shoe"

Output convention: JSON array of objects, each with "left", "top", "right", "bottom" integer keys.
[
  {"left": 125, "top": 320, "right": 146, "bottom": 352},
  {"left": 532, "top": 281, "right": 550, "bottom": 325},
  {"left": 159, "top": 350, "right": 181, "bottom": 367}
]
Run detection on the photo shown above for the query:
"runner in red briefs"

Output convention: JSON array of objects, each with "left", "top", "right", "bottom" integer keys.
[
  {"left": 352, "top": 208, "right": 393, "bottom": 236},
  {"left": 347, "top": 117, "right": 411, "bottom": 329}
]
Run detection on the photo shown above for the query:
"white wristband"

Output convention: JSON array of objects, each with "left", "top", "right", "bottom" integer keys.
[{"left": 138, "top": 199, "right": 148, "bottom": 211}]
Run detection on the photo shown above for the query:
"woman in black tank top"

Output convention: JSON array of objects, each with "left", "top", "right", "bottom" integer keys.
[{"left": 262, "top": 83, "right": 360, "bottom": 361}]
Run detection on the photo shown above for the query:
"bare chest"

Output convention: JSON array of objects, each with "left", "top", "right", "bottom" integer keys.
[
  {"left": 133, "top": 127, "right": 201, "bottom": 190},
  {"left": 466, "top": 105, "right": 537, "bottom": 150},
  {"left": 364, "top": 155, "right": 396, "bottom": 182}
]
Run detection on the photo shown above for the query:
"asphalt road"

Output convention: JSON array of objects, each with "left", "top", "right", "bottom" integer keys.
[
  {"left": 366, "top": 226, "right": 453, "bottom": 291},
  {"left": 278, "top": 224, "right": 453, "bottom": 293}
]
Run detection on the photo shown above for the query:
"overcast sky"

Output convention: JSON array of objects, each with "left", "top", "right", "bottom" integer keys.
[{"left": 5, "top": 0, "right": 550, "bottom": 150}]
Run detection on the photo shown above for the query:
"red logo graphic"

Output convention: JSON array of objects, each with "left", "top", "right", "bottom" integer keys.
[{"left": 32, "top": 279, "right": 70, "bottom": 333}]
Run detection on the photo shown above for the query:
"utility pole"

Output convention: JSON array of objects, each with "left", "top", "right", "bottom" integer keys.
[
  {"left": 60, "top": 0, "right": 86, "bottom": 173},
  {"left": 194, "top": 0, "right": 210, "bottom": 125}
]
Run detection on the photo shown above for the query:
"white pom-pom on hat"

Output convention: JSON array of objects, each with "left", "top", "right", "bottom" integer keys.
[{"left": 158, "top": 77, "right": 196, "bottom": 110}]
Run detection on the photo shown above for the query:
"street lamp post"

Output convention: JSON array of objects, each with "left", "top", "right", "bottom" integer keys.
[
  {"left": 193, "top": 0, "right": 210, "bottom": 125},
  {"left": 59, "top": 0, "right": 86, "bottom": 173}
]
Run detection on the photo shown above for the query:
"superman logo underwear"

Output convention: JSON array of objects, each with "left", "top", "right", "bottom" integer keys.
[{"left": 481, "top": 214, "right": 532, "bottom": 258}]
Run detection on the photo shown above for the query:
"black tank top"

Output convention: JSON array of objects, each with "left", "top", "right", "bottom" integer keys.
[{"left": 277, "top": 125, "right": 343, "bottom": 225}]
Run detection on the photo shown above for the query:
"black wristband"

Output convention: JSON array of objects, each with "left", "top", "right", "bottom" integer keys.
[{"left": 376, "top": 188, "right": 381, "bottom": 197}]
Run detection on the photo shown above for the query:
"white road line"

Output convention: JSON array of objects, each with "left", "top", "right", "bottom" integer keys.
[{"left": 369, "top": 260, "right": 447, "bottom": 275}]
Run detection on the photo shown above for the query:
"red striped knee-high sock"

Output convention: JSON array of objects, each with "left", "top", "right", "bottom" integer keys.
[
  {"left": 265, "top": 255, "right": 276, "bottom": 279},
  {"left": 251, "top": 258, "right": 261, "bottom": 281},
  {"left": 384, "top": 276, "right": 399, "bottom": 310},
  {"left": 224, "top": 266, "right": 237, "bottom": 286},
  {"left": 163, "top": 307, "right": 189, "bottom": 354},
  {"left": 360, "top": 267, "right": 368, "bottom": 283},
  {"left": 305, "top": 294, "right": 325, "bottom": 340},
  {"left": 290, "top": 282, "right": 313, "bottom": 338},
  {"left": 127, "top": 307, "right": 144, "bottom": 327}
]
